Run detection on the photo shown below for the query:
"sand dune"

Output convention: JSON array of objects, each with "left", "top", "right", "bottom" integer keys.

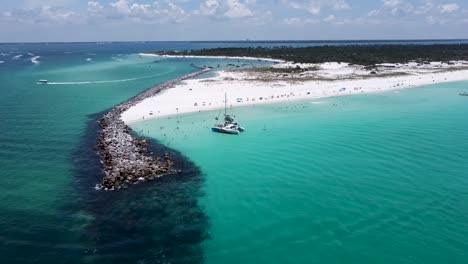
[{"left": 121, "top": 60, "right": 468, "bottom": 124}]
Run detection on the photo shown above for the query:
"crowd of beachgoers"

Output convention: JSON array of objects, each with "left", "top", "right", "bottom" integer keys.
[{"left": 121, "top": 54, "right": 468, "bottom": 123}]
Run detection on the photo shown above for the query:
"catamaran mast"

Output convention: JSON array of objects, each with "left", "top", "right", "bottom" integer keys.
[{"left": 224, "top": 92, "right": 227, "bottom": 116}]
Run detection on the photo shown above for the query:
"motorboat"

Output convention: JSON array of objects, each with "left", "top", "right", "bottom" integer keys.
[
  {"left": 459, "top": 92, "right": 468, "bottom": 96},
  {"left": 37, "top": 80, "right": 48, "bottom": 84}
]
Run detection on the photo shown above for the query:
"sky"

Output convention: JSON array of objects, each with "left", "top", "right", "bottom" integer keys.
[{"left": 1, "top": 0, "right": 468, "bottom": 42}]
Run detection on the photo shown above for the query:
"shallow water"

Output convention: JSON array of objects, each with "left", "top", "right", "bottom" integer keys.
[
  {"left": 0, "top": 41, "right": 276, "bottom": 263},
  {"left": 1, "top": 41, "right": 468, "bottom": 263},
  {"left": 132, "top": 83, "right": 468, "bottom": 264}
]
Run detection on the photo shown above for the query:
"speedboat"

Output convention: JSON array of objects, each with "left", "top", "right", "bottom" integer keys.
[
  {"left": 37, "top": 80, "right": 48, "bottom": 84},
  {"left": 459, "top": 92, "right": 468, "bottom": 96}
]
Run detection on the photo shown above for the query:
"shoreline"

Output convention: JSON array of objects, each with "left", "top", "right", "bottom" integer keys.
[
  {"left": 121, "top": 60, "right": 468, "bottom": 124},
  {"left": 139, "top": 52, "right": 285, "bottom": 63},
  {"left": 96, "top": 67, "right": 211, "bottom": 191}
]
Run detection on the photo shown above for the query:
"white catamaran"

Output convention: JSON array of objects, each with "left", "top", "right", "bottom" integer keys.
[{"left": 211, "top": 93, "right": 245, "bottom": 135}]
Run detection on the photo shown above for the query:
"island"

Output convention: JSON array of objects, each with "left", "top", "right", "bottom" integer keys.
[
  {"left": 120, "top": 45, "right": 468, "bottom": 124},
  {"left": 152, "top": 44, "right": 468, "bottom": 65}
]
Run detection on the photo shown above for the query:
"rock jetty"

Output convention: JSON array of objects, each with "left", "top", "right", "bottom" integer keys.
[{"left": 96, "top": 68, "right": 211, "bottom": 191}]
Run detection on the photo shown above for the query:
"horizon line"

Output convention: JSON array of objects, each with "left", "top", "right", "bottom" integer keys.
[{"left": 1, "top": 38, "right": 468, "bottom": 45}]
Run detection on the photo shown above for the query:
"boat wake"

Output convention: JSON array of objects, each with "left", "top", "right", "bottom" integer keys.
[
  {"left": 46, "top": 71, "right": 171, "bottom": 85},
  {"left": 111, "top": 56, "right": 123, "bottom": 61},
  {"left": 31, "top": 56, "right": 41, "bottom": 64}
]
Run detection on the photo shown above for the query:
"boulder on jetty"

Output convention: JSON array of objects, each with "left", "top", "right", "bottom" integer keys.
[{"left": 96, "top": 68, "right": 211, "bottom": 191}]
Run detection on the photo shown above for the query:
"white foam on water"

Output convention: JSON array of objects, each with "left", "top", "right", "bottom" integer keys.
[
  {"left": 46, "top": 71, "right": 171, "bottom": 85},
  {"left": 31, "top": 56, "right": 41, "bottom": 64},
  {"left": 12, "top": 54, "right": 23, "bottom": 59},
  {"left": 309, "top": 101, "right": 324, "bottom": 104},
  {"left": 28, "top": 53, "right": 34, "bottom": 56},
  {"left": 86, "top": 58, "right": 92, "bottom": 61},
  {"left": 0, "top": 61, "right": 4, "bottom": 64}
]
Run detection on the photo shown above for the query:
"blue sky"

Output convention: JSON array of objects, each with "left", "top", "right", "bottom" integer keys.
[{"left": 1, "top": 0, "right": 467, "bottom": 42}]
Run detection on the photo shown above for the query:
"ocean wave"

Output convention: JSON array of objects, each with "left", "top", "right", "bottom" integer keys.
[
  {"left": 46, "top": 71, "right": 171, "bottom": 85},
  {"left": 12, "top": 54, "right": 23, "bottom": 60},
  {"left": 0, "top": 61, "right": 4, "bottom": 64},
  {"left": 27, "top": 53, "right": 35, "bottom": 56},
  {"left": 86, "top": 58, "right": 93, "bottom": 62},
  {"left": 31, "top": 56, "right": 41, "bottom": 64}
]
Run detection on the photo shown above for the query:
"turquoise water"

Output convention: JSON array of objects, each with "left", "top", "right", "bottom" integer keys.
[
  {"left": 0, "top": 42, "right": 272, "bottom": 263},
  {"left": 132, "top": 83, "right": 468, "bottom": 263},
  {"left": 0, "top": 46, "right": 205, "bottom": 263},
  {"left": 1, "top": 41, "right": 468, "bottom": 263}
]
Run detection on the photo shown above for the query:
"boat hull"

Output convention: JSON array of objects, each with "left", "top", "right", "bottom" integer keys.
[{"left": 211, "top": 127, "right": 239, "bottom": 135}]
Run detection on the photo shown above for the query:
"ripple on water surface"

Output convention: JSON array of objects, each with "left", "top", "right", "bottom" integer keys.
[{"left": 132, "top": 82, "right": 468, "bottom": 264}]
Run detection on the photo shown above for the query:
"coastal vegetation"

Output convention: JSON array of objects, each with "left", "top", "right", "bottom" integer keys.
[{"left": 154, "top": 44, "right": 468, "bottom": 65}]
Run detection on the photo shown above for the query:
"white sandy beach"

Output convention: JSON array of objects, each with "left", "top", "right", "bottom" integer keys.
[{"left": 121, "top": 58, "right": 468, "bottom": 124}]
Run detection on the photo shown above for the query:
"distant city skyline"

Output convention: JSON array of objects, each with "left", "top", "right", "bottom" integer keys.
[{"left": 1, "top": 0, "right": 468, "bottom": 42}]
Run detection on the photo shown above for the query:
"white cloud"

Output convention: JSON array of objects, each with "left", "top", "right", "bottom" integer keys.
[
  {"left": 413, "top": 1, "right": 434, "bottom": 15},
  {"left": 88, "top": 1, "right": 103, "bottom": 13},
  {"left": 110, "top": 0, "right": 131, "bottom": 14},
  {"left": 2, "top": 0, "right": 468, "bottom": 40},
  {"left": 383, "top": 0, "right": 401, "bottom": 8},
  {"left": 426, "top": 15, "right": 446, "bottom": 24},
  {"left": 197, "top": 0, "right": 220, "bottom": 16},
  {"left": 1, "top": 5, "right": 80, "bottom": 24},
  {"left": 363, "top": 1, "right": 465, "bottom": 26},
  {"left": 324, "top": 14, "right": 335, "bottom": 22},
  {"left": 332, "top": 0, "right": 350, "bottom": 10},
  {"left": 283, "top": 17, "right": 320, "bottom": 25},
  {"left": 439, "top": 3, "right": 460, "bottom": 13},
  {"left": 287, "top": 0, "right": 350, "bottom": 15},
  {"left": 368, "top": 9, "right": 379, "bottom": 16},
  {"left": 370, "top": 0, "right": 461, "bottom": 18},
  {"left": 22, "top": 0, "right": 74, "bottom": 9},
  {"left": 195, "top": 0, "right": 254, "bottom": 19},
  {"left": 370, "top": 0, "right": 414, "bottom": 17},
  {"left": 42, "top": 6, "right": 76, "bottom": 21},
  {"left": 224, "top": 0, "right": 254, "bottom": 18},
  {"left": 103, "top": 0, "right": 188, "bottom": 23}
]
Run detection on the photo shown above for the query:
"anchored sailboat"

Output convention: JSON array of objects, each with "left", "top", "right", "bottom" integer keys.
[{"left": 211, "top": 93, "right": 245, "bottom": 135}]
